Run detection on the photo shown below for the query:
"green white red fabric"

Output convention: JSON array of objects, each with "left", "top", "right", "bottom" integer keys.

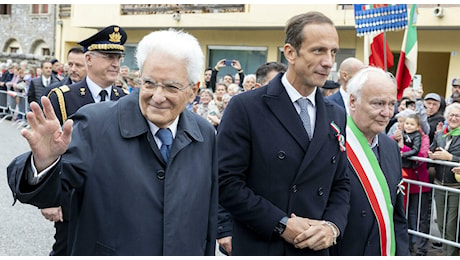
[
  {"left": 395, "top": 4, "right": 418, "bottom": 100},
  {"left": 346, "top": 116, "right": 396, "bottom": 256}
]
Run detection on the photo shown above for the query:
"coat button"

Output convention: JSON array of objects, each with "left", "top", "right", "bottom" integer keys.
[
  {"left": 317, "top": 187, "right": 324, "bottom": 196},
  {"left": 331, "top": 156, "right": 336, "bottom": 164},
  {"left": 361, "top": 210, "right": 366, "bottom": 217},
  {"left": 277, "top": 151, "right": 286, "bottom": 160},
  {"left": 157, "top": 170, "right": 165, "bottom": 180},
  {"left": 291, "top": 185, "right": 297, "bottom": 193}
]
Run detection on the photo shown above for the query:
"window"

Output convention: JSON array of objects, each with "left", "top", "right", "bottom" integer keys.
[
  {"left": 42, "top": 48, "right": 50, "bottom": 56},
  {"left": 0, "top": 4, "right": 11, "bottom": 15},
  {"left": 121, "top": 44, "right": 138, "bottom": 71},
  {"left": 208, "top": 46, "right": 267, "bottom": 78},
  {"left": 32, "top": 4, "right": 49, "bottom": 14},
  {"left": 10, "top": 47, "right": 18, "bottom": 53}
]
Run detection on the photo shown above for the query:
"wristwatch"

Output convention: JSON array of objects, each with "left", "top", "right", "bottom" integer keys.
[{"left": 273, "top": 216, "right": 288, "bottom": 236}]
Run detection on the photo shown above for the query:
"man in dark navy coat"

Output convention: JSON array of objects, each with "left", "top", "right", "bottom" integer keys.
[
  {"left": 38, "top": 25, "right": 129, "bottom": 255},
  {"left": 330, "top": 67, "right": 409, "bottom": 256},
  {"left": 7, "top": 29, "right": 217, "bottom": 255},
  {"left": 217, "top": 12, "right": 350, "bottom": 256}
]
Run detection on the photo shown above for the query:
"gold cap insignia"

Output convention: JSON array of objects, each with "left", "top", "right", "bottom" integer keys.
[
  {"left": 80, "top": 88, "right": 86, "bottom": 96},
  {"left": 109, "top": 27, "right": 122, "bottom": 43}
]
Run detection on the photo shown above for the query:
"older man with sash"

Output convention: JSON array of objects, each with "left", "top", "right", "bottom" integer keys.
[{"left": 330, "top": 67, "right": 409, "bottom": 256}]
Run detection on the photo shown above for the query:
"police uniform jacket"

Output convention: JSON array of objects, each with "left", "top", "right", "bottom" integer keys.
[
  {"left": 217, "top": 73, "right": 350, "bottom": 256},
  {"left": 7, "top": 90, "right": 218, "bottom": 255},
  {"left": 42, "top": 75, "right": 73, "bottom": 98},
  {"left": 48, "top": 78, "right": 128, "bottom": 125}
]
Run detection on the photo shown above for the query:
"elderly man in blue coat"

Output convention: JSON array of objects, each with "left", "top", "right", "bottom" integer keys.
[{"left": 7, "top": 29, "right": 218, "bottom": 256}]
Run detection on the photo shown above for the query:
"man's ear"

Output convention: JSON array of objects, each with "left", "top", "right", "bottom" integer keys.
[
  {"left": 283, "top": 44, "right": 297, "bottom": 65},
  {"left": 190, "top": 81, "right": 200, "bottom": 98},
  {"left": 349, "top": 94, "right": 356, "bottom": 110}
]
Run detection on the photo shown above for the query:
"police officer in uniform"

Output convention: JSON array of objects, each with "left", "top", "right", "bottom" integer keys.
[
  {"left": 47, "top": 25, "right": 130, "bottom": 125},
  {"left": 42, "top": 25, "right": 130, "bottom": 255}
]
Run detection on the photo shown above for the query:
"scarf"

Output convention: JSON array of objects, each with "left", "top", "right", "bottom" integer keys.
[
  {"left": 443, "top": 126, "right": 460, "bottom": 138},
  {"left": 346, "top": 115, "right": 396, "bottom": 256}
]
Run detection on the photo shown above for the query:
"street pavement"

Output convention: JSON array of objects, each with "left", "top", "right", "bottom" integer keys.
[{"left": 0, "top": 119, "right": 54, "bottom": 256}]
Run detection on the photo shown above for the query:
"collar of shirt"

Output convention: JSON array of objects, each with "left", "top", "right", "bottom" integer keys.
[
  {"left": 282, "top": 74, "right": 317, "bottom": 132},
  {"left": 42, "top": 76, "right": 51, "bottom": 86},
  {"left": 339, "top": 87, "right": 349, "bottom": 113},
  {"left": 281, "top": 73, "right": 317, "bottom": 111},
  {"left": 86, "top": 76, "right": 113, "bottom": 102},
  {"left": 148, "top": 116, "right": 179, "bottom": 149},
  {"left": 369, "top": 134, "right": 379, "bottom": 149}
]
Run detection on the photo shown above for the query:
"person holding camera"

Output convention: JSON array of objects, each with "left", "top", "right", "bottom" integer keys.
[{"left": 209, "top": 59, "right": 245, "bottom": 92}]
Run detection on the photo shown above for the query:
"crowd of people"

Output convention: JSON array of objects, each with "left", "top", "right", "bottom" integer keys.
[
  {"left": 0, "top": 52, "right": 140, "bottom": 124},
  {"left": 4, "top": 11, "right": 460, "bottom": 257}
]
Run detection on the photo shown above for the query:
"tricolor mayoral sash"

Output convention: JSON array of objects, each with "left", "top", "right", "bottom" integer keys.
[{"left": 345, "top": 116, "right": 395, "bottom": 256}]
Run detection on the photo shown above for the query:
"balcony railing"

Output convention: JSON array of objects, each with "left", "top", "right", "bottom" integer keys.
[{"left": 120, "top": 4, "right": 245, "bottom": 15}]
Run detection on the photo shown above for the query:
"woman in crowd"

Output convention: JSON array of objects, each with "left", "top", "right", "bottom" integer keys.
[{"left": 428, "top": 102, "right": 460, "bottom": 256}]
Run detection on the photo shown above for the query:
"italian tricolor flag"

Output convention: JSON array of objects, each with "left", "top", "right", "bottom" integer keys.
[{"left": 395, "top": 4, "right": 418, "bottom": 100}]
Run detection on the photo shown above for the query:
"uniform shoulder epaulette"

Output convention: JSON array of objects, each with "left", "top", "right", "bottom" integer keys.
[
  {"left": 47, "top": 86, "right": 68, "bottom": 123},
  {"left": 59, "top": 85, "right": 70, "bottom": 93}
]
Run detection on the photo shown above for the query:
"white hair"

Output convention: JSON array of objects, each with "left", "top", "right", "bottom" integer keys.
[
  {"left": 347, "top": 66, "right": 395, "bottom": 103},
  {"left": 445, "top": 102, "right": 460, "bottom": 119},
  {"left": 135, "top": 29, "right": 204, "bottom": 84}
]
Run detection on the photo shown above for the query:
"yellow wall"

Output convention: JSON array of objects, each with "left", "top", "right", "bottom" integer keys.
[{"left": 58, "top": 4, "right": 460, "bottom": 99}]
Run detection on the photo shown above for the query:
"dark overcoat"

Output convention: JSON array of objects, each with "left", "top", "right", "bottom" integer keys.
[
  {"left": 217, "top": 73, "right": 350, "bottom": 255},
  {"left": 331, "top": 133, "right": 409, "bottom": 256},
  {"left": 8, "top": 91, "right": 218, "bottom": 255},
  {"left": 326, "top": 90, "right": 346, "bottom": 110}
]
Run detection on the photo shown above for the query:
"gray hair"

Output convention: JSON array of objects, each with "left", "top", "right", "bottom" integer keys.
[{"left": 135, "top": 29, "right": 203, "bottom": 84}]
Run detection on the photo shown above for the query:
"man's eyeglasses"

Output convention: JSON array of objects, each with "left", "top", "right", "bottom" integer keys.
[
  {"left": 89, "top": 52, "right": 125, "bottom": 63},
  {"left": 142, "top": 78, "right": 192, "bottom": 94}
]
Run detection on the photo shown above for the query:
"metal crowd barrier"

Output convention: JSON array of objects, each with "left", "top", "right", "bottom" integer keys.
[
  {"left": 0, "top": 89, "right": 28, "bottom": 128},
  {"left": 405, "top": 156, "right": 460, "bottom": 250}
]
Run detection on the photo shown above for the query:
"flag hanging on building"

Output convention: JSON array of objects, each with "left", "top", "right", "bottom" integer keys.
[
  {"left": 354, "top": 4, "right": 408, "bottom": 36},
  {"left": 395, "top": 4, "right": 418, "bottom": 100},
  {"left": 354, "top": 4, "right": 407, "bottom": 70},
  {"left": 369, "top": 32, "right": 394, "bottom": 70}
]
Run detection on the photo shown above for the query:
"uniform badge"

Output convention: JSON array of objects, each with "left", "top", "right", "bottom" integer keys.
[
  {"left": 113, "top": 89, "right": 119, "bottom": 96},
  {"left": 109, "top": 27, "right": 122, "bottom": 43},
  {"left": 80, "top": 88, "right": 86, "bottom": 96}
]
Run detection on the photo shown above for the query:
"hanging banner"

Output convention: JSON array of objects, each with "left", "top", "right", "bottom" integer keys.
[{"left": 354, "top": 4, "right": 408, "bottom": 36}]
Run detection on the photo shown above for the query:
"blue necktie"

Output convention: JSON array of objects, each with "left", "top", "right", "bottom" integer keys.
[
  {"left": 156, "top": 128, "right": 173, "bottom": 163},
  {"left": 297, "top": 98, "right": 312, "bottom": 139}
]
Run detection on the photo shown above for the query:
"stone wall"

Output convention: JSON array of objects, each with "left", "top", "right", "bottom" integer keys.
[{"left": 0, "top": 4, "right": 56, "bottom": 66}]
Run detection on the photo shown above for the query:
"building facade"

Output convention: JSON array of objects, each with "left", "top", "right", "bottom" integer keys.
[
  {"left": 2, "top": 4, "right": 459, "bottom": 98},
  {"left": 0, "top": 4, "right": 56, "bottom": 67}
]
